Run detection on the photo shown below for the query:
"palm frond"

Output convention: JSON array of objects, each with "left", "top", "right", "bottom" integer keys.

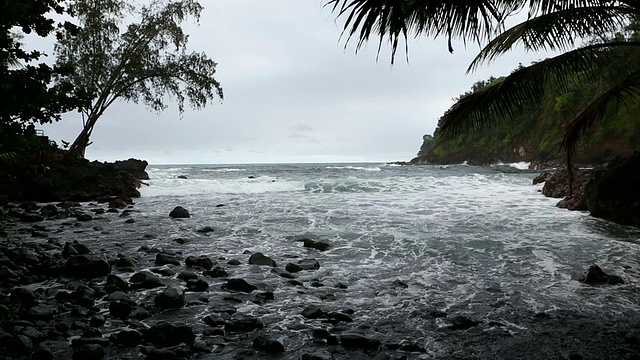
[
  {"left": 527, "top": 0, "right": 618, "bottom": 17},
  {"left": 324, "top": 0, "right": 526, "bottom": 62},
  {"left": 468, "top": 5, "right": 635, "bottom": 72},
  {"left": 439, "top": 41, "right": 640, "bottom": 138},
  {"left": 561, "top": 69, "right": 640, "bottom": 155}
]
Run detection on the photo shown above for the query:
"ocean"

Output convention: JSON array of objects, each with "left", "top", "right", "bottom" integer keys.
[{"left": 115, "top": 162, "right": 640, "bottom": 357}]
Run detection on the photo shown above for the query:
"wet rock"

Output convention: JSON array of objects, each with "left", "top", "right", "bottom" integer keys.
[
  {"left": 151, "top": 266, "right": 176, "bottom": 277},
  {"left": 109, "top": 301, "right": 132, "bottom": 318},
  {"left": 142, "top": 344, "right": 192, "bottom": 360},
  {"left": 108, "top": 198, "right": 127, "bottom": 209},
  {"left": 340, "top": 332, "right": 380, "bottom": 349},
  {"left": 203, "top": 266, "right": 228, "bottom": 278},
  {"left": 76, "top": 213, "right": 93, "bottom": 222},
  {"left": 249, "top": 252, "right": 277, "bottom": 267},
  {"left": 579, "top": 264, "right": 624, "bottom": 285},
  {"left": 155, "top": 285, "right": 185, "bottom": 310},
  {"left": 223, "top": 278, "right": 257, "bottom": 293},
  {"left": 169, "top": 206, "right": 190, "bottom": 219},
  {"left": 386, "top": 342, "right": 427, "bottom": 353},
  {"left": 185, "top": 255, "right": 214, "bottom": 270},
  {"left": 124, "top": 218, "right": 135, "bottom": 224},
  {"left": 301, "top": 352, "right": 333, "bottom": 360},
  {"left": 12, "top": 334, "right": 33, "bottom": 354},
  {"left": 225, "top": 315, "right": 263, "bottom": 332},
  {"left": 109, "top": 329, "right": 143, "bottom": 347},
  {"left": 392, "top": 279, "right": 409, "bottom": 289},
  {"left": 115, "top": 256, "right": 135, "bottom": 268},
  {"left": 129, "top": 271, "right": 164, "bottom": 289},
  {"left": 532, "top": 172, "right": 552, "bottom": 185},
  {"left": 302, "top": 238, "right": 331, "bottom": 251},
  {"left": 253, "top": 335, "right": 285, "bottom": 353},
  {"left": 90, "top": 314, "right": 106, "bottom": 327},
  {"left": 144, "top": 322, "right": 195, "bottom": 346},
  {"left": 71, "top": 284, "right": 97, "bottom": 307},
  {"left": 155, "top": 253, "right": 180, "bottom": 266},
  {"left": 72, "top": 344, "right": 104, "bottom": 360},
  {"left": 28, "top": 304, "right": 56, "bottom": 321},
  {"left": 65, "top": 255, "right": 111, "bottom": 279},
  {"left": 177, "top": 270, "right": 198, "bottom": 281},
  {"left": 271, "top": 267, "right": 295, "bottom": 279},
  {"left": 203, "top": 314, "right": 228, "bottom": 327},
  {"left": 20, "top": 213, "right": 44, "bottom": 223},
  {"left": 105, "top": 274, "right": 128, "bottom": 292},
  {"left": 10, "top": 287, "right": 38, "bottom": 307},
  {"left": 62, "top": 242, "right": 92, "bottom": 257},
  {"left": 195, "top": 226, "right": 215, "bottom": 233},
  {"left": 255, "top": 291, "right": 274, "bottom": 302},
  {"left": 448, "top": 316, "right": 480, "bottom": 330},
  {"left": 186, "top": 278, "right": 209, "bottom": 292},
  {"left": 302, "top": 305, "right": 327, "bottom": 319},
  {"left": 227, "top": 259, "right": 241, "bottom": 266},
  {"left": 327, "top": 311, "right": 353, "bottom": 323},
  {"left": 285, "top": 259, "right": 320, "bottom": 273}
]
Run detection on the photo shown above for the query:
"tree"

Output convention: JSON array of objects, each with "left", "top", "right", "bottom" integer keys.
[
  {"left": 55, "top": 0, "right": 224, "bottom": 159},
  {"left": 327, "top": 0, "right": 640, "bottom": 193}
]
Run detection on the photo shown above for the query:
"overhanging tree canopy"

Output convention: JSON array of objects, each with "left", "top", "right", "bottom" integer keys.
[{"left": 55, "top": 0, "right": 223, "bottom": 159}]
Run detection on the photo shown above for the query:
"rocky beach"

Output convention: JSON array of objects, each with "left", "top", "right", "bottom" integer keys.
[{"left": 1, "top": 161, "right": 640, "bottom": 359}]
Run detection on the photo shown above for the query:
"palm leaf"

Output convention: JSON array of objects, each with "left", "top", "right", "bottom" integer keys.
[
  {"left": 439, "top": 41, "right": 640, "bottom": 138},
  {"left": 468, "top": 5, "right": 636, "bottom": 72},
  {"left": 325, "top": 0, "right": 524, "bottom": 62},
  {"left": 561, "top": 69, "right": 640, "bottom": 155}
]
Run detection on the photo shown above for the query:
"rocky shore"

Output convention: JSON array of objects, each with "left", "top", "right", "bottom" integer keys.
[{"left": 534, "top": 152, "right": 640, "bottom": 228}]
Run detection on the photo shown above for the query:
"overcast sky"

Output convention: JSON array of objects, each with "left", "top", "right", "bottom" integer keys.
[{"left": 39, "top": 1, "right": 553, "bottom": 165}]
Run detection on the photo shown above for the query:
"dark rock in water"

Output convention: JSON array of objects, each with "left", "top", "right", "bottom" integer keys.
[
  {"left": 286, "top": 259, "right": 320, "bottom": 273},
  {"left": 10, "top": 287, "right": 38, "bottom": 306},
  {"left": 177, "top": 175, "right": 188, "bottom": 179},
  {"left": 129, "top": 271, "right": 164, "bottom": 289},
  {"left": 141, "top": 344, "right": 192, "bottom": 360},
  {"left": 144, "top": 322, "right": 195, "bottom": 346},
  {"left": 579, "top": 264, "right": 624, "bottom": 285},
  {"left": 62, "top": 241, "right": 91, "bottom": 257},
  {"left": 65, "top": 255, "right": 111, "bottom": 279},
  {"left": 13, "top": 335, "right": 34, "bottom": 355},
  {"left": 90, "top": 314, "right": 106, "bottom": 327},
  {"left": 203, "top": 266, "right": 228, "bottom": 278},
  {"left": 302, "top": 305, "right": 327, "bottom": 319},
  {"left": 109, "top": 301, "right": 132, "bottom": 318},
  {"left": 105, "top": 274, "right": 128, "bottom": 292},
  {"left": 151, "top": 266, "right": 176, "bottom": 276},
  {"left": 227, "top": 259, "right": 241, "bottom": 266},
  {"left": 225, "top": 315, "right": 263, "bottom": 332},
  {"left": 115, "top": 256, "right": 135, "bottom": 268},
  {"left": 253, "top": 335, "right": 285, "bottom": 353},
  {"left": 255, "top": 291, "right": 274, "bottom": 302},
  {"left": 76, "top": 213, "right": 93, "bottom": 222},
  {"left": 169, "top": 206, "right": 190, "bottom": 218},
  {"left": 392, "top": 279, "right": 409, "bottom": 289},
  {"left": 301, "top": 352, "right": 333, "bottom": 360},
  {"left": 249, "top": 252, "right": 277, "bottom": 267},
  {"left": 448, "top": 316, "right": 481, "bottom": 330},
  {"left": 177, "top": 270, "right": 198, "bottom": 281},
  {"left": 223, "top": 278, "right": 257, "bottom": 293},
  {"left": 195, "top": 226, "right": 215, "bottom": 233},
  {"left": 71, "top": 284, "right": 97, "bottom": 306},
  {"left": 203, "top": 314, "right": 228, "bottom": 327},
  {"left": 271, "top": 267, "right": 295, "bottom": 279},
  {"left": 186, "top": 279, "right": 209, "bottom": 292},
  {"left": 109, "top": 329, "right": 142, "bottom": 347},
  {"left": 340, "top": 332, "right": 380, "bottom": 349},
  {"left": 327, "top": 311, "right": 353, "bottom": 323},
  {"left": 155, "top": 253, "right": 180, "bottom": 266},
  {"left": 124, "top": 218, "right": 135, "bottom": 224},
  {"left": 302, "top": 238, "right": 331, "bottom": 251},
  {"left": 386, "top": 342, "right": 427, "bottom": 353},
  {"left": 20, "top": 213, "right": 44, "bottom": 223},
  {"left": 185, "top": 255, "right": 214, "bottom": 269},
  {"left": 154, "top": 285, "right": 185, "bottom": 310},
  {"left": 28, "top": 304, "right": 56, "bottom": 320},
  {"left": 72, "top": 344, "right": 104, "bottom": 360},
  {"left": 108, "top": 198, "right": 127, "bottom": 209}
]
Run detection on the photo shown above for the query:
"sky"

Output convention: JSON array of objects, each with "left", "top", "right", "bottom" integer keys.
[{"left": 38, "top": 1, "right": 555, "bottom": 165}]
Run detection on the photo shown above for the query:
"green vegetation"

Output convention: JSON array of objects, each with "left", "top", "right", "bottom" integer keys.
[{"left": 55, "top": 0, "right": 223, "bottom": 159}]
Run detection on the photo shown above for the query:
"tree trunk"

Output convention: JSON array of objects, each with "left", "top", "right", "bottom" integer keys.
[{"left": 64, "top": 113, "right": 100, "bottom": 160}]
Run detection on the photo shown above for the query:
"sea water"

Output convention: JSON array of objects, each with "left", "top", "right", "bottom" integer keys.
[{"left": 128, "top": 163, "right": 640, "bottom": 357}]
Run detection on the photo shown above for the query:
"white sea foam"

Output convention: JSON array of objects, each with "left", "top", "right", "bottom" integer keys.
[
  {"left": 201, "top": 168, "right": 246, "bottom": 172},
  {"left": 325, "top": 165, "right": 382, "bottom": 172},
  {"left": 139, "top": 177, "right": 305, "bottom": 196}
]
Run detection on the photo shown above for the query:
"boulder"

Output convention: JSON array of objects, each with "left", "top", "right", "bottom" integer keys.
[
  {"left": 225, "top": 315, "right": 263, "bottom": 332},
  {"left": 223, "top": 278, "right": 257, "bottom": 293},
  {"left": 129, "top": 271, "right": 164, "bottom": 289},
  {"left": 62, "top": 242, "right": 92, "bottom": 257},
  {"left": 109, "top": 301, "right": 132, "bottom": 318},
  {"left": 340, "top": 332, "right": 380, "bottom": 349},
  {"left": 186, "top": 279, "right": 209, "bottom": 292},
  {"left": 108, "top": 198, "right": 127, "bottom": 209},
  {"left": 302, "top": 238, "right": 331, "bottom": 251},
  {"left": 253, "top": 335, "right": 285, "bottom": 353},
  {"left": 195, "top": 226, "right": 215, "bottom": 233},
  {"left": 109, "top": 329, "right": 142, "bottom": 347},
  {"left": 65, "top": 255, "right": 111, "bottom": 279},
  {"left": 185, "top": 255, "right": 214, "bottom": 269},
  {"left": 584, "top": 153, "right": 640, "bottom": 227},
  {"left": 204, "top": 266, "right": 228, "bottom": 278},
  {"left": 248, "top": 252, "right": 277, "bottom": 267},
  {"left": 169, "top": 206, "right": 190, "bottom": 218},
  {"left": 579, "top": 264, "right": 624, "bottom": 285},
  {"left": 285, "top": 259, "right": 320, "bottom": 273},
  {"left": 155, "top": 253, "right": 180, "bottom": 266},
  {"left": 154, "top": 285, "right": 185, "bottom": 310},
  {"left": 144, "top": 322, "right": 195, "bottom": 346},
  {"left": 448, "top": 315, "right": 481, "bottom": 330}
]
